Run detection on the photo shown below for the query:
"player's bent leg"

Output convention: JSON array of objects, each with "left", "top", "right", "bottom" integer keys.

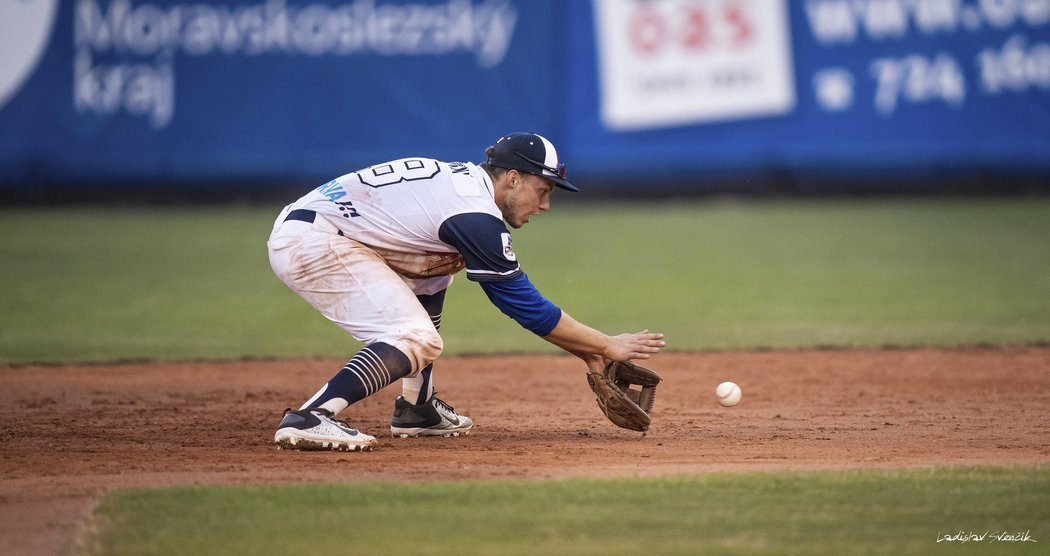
[
  {"left": 389, "top": 343, "right": 479, "bottom": 438},
  {"left": 401, "top": 290, "right": 446, "bottom": 404},
  {"left": 388, "top": 288, "right": 475, "bottom": 438},
  {"left": 270, "top": 219, "right": 434, "bottom": 361},
  {"left": 386, "top": 326, "right": 476, "bottom": 438},
  {"left": 268, "top": 213, "right": 455, "bottom": 448},
  {"left": 384, "top": 319, "right": 477, "bottom": 439}
]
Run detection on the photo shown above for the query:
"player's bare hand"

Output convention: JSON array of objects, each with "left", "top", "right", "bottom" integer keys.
[{"left": 605, "top": 330, "right": 665, "bottom": 362}]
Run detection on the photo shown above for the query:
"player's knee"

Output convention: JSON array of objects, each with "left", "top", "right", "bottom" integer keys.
[
  {"left": 397, "top": 326, "right": 443, "bottom": 374},
  {"left": 415, "top": 326, "right": 444, "bottom": 362}
]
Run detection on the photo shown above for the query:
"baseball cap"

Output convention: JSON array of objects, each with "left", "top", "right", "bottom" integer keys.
[{"left": 486, "top": 132, "right": 578, "bottom": 192}]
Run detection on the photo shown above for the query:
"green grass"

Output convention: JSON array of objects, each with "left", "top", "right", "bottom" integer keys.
[
  {"left": 87, "top": 466, "right": 1049, "bottom": 556},
  {"left": 491, "top": 198, "right": 1050, "bottom": 352},
  {"left": 9, "top": 201, "right": 1043, "bottom": 554},
  {"left": 0, "top": 206, "right": 308, "bottom": 362},
  {"left": 2, "top": 199, "right": 1050, "bottom": 363}
]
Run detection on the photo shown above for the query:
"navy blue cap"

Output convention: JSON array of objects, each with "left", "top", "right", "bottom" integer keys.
[{"left": 486, "top": 132, "right": 578, "bottom": 192}]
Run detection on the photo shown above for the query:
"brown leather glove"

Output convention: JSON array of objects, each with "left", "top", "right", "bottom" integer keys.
[{"left": 586, "top": 360, "right": 662, "bottom": 432}]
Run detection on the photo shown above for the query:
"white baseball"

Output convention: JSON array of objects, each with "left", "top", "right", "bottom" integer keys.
[{"left": 715, "top": 382, "right": 742, "bottom": 407}]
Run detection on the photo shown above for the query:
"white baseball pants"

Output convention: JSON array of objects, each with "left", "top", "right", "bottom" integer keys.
[{"left": 267, "top": 206, "right": 451, "bottom": 376}]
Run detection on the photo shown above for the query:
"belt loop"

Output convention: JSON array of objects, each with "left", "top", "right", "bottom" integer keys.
[
  {"left": 283, "top": 209, "right": 345, "bottom": 237},
  {"left": 284, "top": 209, "right": 317, "bottom": 224}
]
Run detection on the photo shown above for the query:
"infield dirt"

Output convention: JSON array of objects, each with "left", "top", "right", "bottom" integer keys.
[{"left": 2, "top": 348, "right": 1049, "bottom": 555}]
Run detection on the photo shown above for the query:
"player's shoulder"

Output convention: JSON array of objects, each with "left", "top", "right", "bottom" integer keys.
[
  {"left": 434, "top": 164, "right": 501, "bottom": 228},
  {"left": 444, "top": 161, "right": 493, "bottom": 198}
]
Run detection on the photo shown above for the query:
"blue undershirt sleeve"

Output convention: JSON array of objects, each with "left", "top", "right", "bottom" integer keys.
[{"left": 479, "top": 274, "right": 563, "bottom": 336}]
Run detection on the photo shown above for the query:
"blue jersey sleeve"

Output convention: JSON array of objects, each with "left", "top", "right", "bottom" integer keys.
[{"left": 479, "top": 274, "right": 563, "bottom": 336}]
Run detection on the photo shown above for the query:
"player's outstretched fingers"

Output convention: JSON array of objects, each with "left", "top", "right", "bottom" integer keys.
[{"left": 608, "top": 331, "right": 666, "bottom": 361}]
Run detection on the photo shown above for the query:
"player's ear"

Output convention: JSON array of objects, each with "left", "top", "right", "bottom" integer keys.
[{"left": 507, "top": 170, "right": 522, "bottom": 189}]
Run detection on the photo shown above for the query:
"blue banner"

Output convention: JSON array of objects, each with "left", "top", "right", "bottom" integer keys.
[
  {"left": 1, "top": 0, "right": 559, "bottom": 186},
  {"left": 2, "top": 0, "right": 1048, "bottom": 192},
  {"left": 567, "top": 0, "right": 1050, "bottom": 185}
]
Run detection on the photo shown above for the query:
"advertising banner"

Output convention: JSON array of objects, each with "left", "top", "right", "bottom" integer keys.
[
  {"left": 567, "top": 0, "right": 1050, "bottom": 185},
  {"left": 1, "top": 0, "right": 1048, "bottom": 192},
  {"left": 0, "top": 0, "right": 556, "bottom": 187},
  {"left": 593, "top": 0, "right": 795, "bottom": 130}
]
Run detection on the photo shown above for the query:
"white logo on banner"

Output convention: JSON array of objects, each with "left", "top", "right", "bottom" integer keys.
[
  {"left": 593, "top": 0, "right": 796, "bottom": 130},
  {"left": 73, "top": 0, "right": 519, "bottom": 129},
  {"left": 0, "top": 0, "right": 59, "bottom": 111}
]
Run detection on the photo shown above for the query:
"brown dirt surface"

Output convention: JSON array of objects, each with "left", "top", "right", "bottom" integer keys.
[{"left": 2, "top": 348, "right": 1050, "bottom": 555}]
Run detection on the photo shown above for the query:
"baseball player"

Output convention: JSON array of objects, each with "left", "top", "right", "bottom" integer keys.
[{"left": 267, "top": 132, "right": 665, "bottom": 451}]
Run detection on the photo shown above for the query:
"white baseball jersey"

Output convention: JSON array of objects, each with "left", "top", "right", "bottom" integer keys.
[
  {"left": 279, "top": 156, "right": 562, "bottom": 338},
  {"left": 288, "top": 158, "right": 519, "bottom": 282}
]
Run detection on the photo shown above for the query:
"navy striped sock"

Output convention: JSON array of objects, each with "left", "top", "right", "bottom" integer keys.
[{"left": 307, "top": 342, "right": 412, "bottom": 409}]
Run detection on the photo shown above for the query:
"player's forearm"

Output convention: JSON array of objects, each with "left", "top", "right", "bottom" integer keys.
[
  {"left": 545, "top": 313, "right": 666, "bottom": 364},
  {"left": 542, "top": 312, "right": 611, "bottom": 359}
]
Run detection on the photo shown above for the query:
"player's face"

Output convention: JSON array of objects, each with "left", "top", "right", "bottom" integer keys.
[{"left": 502, "top": 173, "right": 553, "bottom": 228}]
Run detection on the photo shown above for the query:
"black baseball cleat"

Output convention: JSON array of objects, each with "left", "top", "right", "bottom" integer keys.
[{"left": 390, "top": 393, "right": 474, "bottom": 438}]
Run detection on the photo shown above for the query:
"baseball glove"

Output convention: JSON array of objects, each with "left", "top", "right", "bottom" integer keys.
[{"left": 586, "top": 360, "right": 662, "bottom": 432}]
